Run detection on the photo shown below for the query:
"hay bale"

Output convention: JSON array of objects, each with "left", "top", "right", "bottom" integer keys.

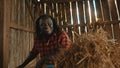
[{"left": 54, "top": 28, "right": 120, "bottom": 68}]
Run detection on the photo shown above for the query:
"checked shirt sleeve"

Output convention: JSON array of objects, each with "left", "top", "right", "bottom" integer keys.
[{"left": 59, "top": 31, "right": 71, "bottom": 50}]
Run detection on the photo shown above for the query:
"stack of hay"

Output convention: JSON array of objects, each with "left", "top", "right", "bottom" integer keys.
[{"left": 54, "top": 28, "right": 120, "bottom": 68}]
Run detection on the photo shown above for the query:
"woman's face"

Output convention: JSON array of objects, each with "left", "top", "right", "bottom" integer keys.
[{"left": 39, "top": 18, "right": 53, "bottom": 35}]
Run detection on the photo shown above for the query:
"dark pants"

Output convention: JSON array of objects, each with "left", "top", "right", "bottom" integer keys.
[
  {"left": 35, "top": 59, "right": 45, "bottom": 68},
  {"left": 35, "top": 56, "right": 54, "bottom": 68}
]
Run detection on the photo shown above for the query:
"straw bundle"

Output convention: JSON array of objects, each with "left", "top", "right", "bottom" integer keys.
[{"left": 54, "top": 28, "right": 120, "bottom": 68}]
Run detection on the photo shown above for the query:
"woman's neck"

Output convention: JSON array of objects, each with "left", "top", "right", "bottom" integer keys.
[{"left": 41, "top": 32, "right": 54, "bottom": 41}]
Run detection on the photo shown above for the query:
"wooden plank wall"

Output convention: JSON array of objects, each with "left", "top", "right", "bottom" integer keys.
[
  {"left": 35, "top": 0, "right": 120, "bottom": 42},
  {"left": 8, "top": 0, "right": 35, "bottom": 68}
]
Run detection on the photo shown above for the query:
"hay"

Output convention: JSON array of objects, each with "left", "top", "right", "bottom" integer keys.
[{"left": 54, "top": 27, "right": 120, "bottom": 68}]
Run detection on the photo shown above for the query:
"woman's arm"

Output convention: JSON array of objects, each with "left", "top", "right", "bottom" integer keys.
[
  {"left": 59, "top": 31, "right": 71, "bottom": 50},
  {"left": 17, "top": 52, "right": 38, "bottom": 68}
]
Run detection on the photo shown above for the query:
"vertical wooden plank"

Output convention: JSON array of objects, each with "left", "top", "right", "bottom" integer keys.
[
  {"left": 62, "top": 3, "right": 66, "bottom": 25},
  {"left": 78, "top": 1, "right": 85, "bottom": 33},
  {"left": 9, "top": 29, "right": 15, "bottom": 67},
  {"left": 25, "top": 0, "right": 28, "bottom": 28},
  {"left": 25, "top": 5, "right": 28, "bottom": 28},
  {"left": 29, "top": 9, "right": 32, "bottom": 31},
  {"left": 71, "top": 1, "right": 79, "bottom": 42},
  {"left": 22, "top": 0, "right": 26, "bottom": 27},
  {"left": 19, "top": 30, "right": 23, "bottom": 64},
  {"left": 9, "top": 29, "right": 13, "bottom": 68},
  {"left": 35, "top": 4, "right": 40, "bottom": 17},
  {"left": 61, "top": 3, "right": 66, "bottom": 30},
  {"left": 44, "top": 3, "right": 51, "bottom": 15},
  {"left": 16, "top": 30, "right": 20, "bottom": 66},
  {"left": 17, "top": 0, "right": 20, "bottom": 25},
  {"left": 23, "top": 0, "right": 26, "bottom": 27},
  {"left": 22, "top": 31, "right": 25, "bottom": 64},
  {"left": 20, "top": 0, "right": 24, "bottom": 26},
  {"left": 39, "top": 3, "right": 44, "bottom": 15},
  {"left": 30, "top": 0, "right": 34, "bottom": 22},
  {"left": 72, "top": 2, "right": 77, "bottom": 24},
  {"left": 30, "top": 33, "right": 34, "bottom": 51},
  {"left": 25, "top": 9, "right": 30, "bottom": 60},
  {"left": 9, "top": 29, "right": 16, "bottom": 68},
  {"left": 116, "top": 0, "right": 120, "bottom": 16},
  {"left": 11, "top": 0, "right": 15, "bottom": 24},
  {"left": 13, "top": 0, "right": 18, "bottom": 24},
  {"left": 29, "top": 33, "right": 32, "bottom": 52},
  {"left": 23, "top": 31, "right": 26, "bottom": 59},
  {"left": 108, "top": 0, "right": 118, "bottom": 20},
  {"left": 85, "top": 1, "right": 90, "bottom": 24},
  {"left": 90, "top": 0, "right": 96, "bottom": 23},
  {"left": 28, "top": 8, "right": 31, "bottom": 29},
  {"left": 26, "top": 2, "right": 31, "bottom": 28},
  {"left": 46, "top": 3, "right": 51, "bottom": 15},
  {"left": 63, "top": 3, "right": 68, "bottom": 32},
  {"left": 65, "top": 2, "right": 72, "bottom": 40},
  {"left": 31, "top": 14, "right": 34, "bottom": 31},
  {"left": 14, "top": 0, "right": 18, "bottom": 24},
  {"left": 16, "top": 30, "right": 18, "bottom": 67},
  {"left": 49, "top": 3, "right": 52, "bottom": 15},
  {"left": 22, "top": 31, "right": 25, "bottom": 61},
  {"left": 0, "top": 0, "right": 4, "bottom": 67},
  {"left": 43, "top": 3, "right": 46, "bottom": 14},
  {"left": 113, "top": 22, "right": 120, "bottom": 42},
  {"left": 53, "top": 3, "right": 57, "bottom": 20},
  {"left": 14, "top": 30, "right": 17, "bottom": 67},
  {"left": 51, "top": 3, "right": 55, "bottom": 17},
  {"left": 101, "top": 0, "right": 110, "bottom": 21},
  {"left": 72, "top": 2, "right": 79, "bottom": 34},
  {"left": 95, "top": 0, "right": 103, "bottom": 20},
  {"left": 27, "top": 5, "right": 30, "bottom": 28},
  {"left": 29, "top": 13, "right": 32, "bottom": 31},
  {"left": 58, "top": 3, "right": 63, "bottom": 26},
  {"left": 25, "top": 0, "right": 34, "bottom": 22},
  {"left": 29, "top": 0, "right": 33, "bottom": 30},
  {"left": 55, "top": 3, "right": 60, "bottom": 25},
  {"left": 70, "top": 2, "right": 75, "bottom": 42},
  {"left": 27, "top": 32, "right": 30, "bottom": 57},
  {"left": 3, "top": 0, "right": 11, "bottom": 67},
  {"left": 84, "top": 1, "right": 90, "bottom": 33},
  {"left": 34, "top": 4, "right": 39, "bottom": 19},
  {"left": 101, "top": 0, "right": 113, "bottom": 38}
]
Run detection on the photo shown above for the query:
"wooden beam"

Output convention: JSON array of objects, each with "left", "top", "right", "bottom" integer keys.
[
  {"left": 37, "top": 0, "right": 87, "bottom": 3},
  {"left": 3, "top": 0, "right": 11, "bottom": 68},
  {"left": 62, "top": 20, "right": 120, "bottom": 27},
  {"left": 0, "top": 0, "right": 4, "bottom": 67},
  {"left": 10, "top": 23, "right": 34, "bottom": 33}
]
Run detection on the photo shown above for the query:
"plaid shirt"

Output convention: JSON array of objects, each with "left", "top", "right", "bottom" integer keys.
[{"left": 31, "top": 31, "right": 71, "bottom": 57}]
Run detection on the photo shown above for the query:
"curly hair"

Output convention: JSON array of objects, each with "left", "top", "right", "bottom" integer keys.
[{"left": 35, "top": 15, "right": 62, "bottom": 39}]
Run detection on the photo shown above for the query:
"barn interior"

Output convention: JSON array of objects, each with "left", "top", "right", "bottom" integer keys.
[{"left": 0, "top": 0, "right": 120, "bottom": 68}]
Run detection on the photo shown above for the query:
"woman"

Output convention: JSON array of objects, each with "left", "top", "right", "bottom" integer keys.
[{"left": 17, "top": 15, "right": 71, "bottom": 68}]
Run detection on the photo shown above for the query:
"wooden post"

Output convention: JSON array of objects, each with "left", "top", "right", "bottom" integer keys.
[
  {"left": 0, "top": 0, "right": 4, "bottom": 68},
  {"left": 3, "top": 0, "right": 10, "bottom": 68}
]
